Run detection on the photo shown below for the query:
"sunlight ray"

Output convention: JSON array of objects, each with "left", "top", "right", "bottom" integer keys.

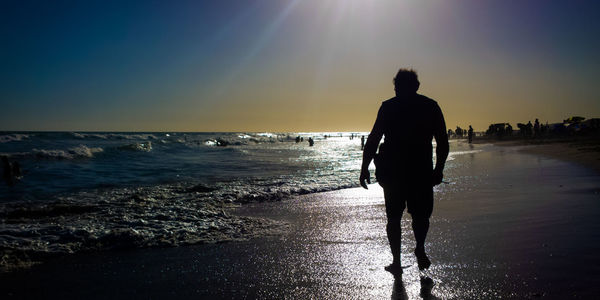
[{"left": 213, "top": 0, "right": 303, "bottom": 96}]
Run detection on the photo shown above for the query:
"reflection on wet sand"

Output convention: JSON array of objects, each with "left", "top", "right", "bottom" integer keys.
[
  {"left": 391, "top": 275, "right": 439, "bottom": 300},
  {"left": 391, "top": 275, "right": 408, "bottom": 300}
]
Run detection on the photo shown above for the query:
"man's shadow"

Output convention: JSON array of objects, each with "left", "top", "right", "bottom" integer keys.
[{"left": 391, "top": 275, "right": 441, "bottom": 300}]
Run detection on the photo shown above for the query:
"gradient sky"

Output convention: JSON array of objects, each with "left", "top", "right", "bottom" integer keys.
[{"left": 1, "top": 0, "right": 599, "bottom": 132}]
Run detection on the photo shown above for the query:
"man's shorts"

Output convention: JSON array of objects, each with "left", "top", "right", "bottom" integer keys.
[{"left": 383, "top": 182, "right": 433, "bottom": 219}]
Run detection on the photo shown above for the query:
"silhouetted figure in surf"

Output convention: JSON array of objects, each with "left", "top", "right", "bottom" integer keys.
[
  {"left": 468, "top": 125, "right": 474, "bottom": 143},
  {"left": 2, "top": 156, "right": 22, "bottom": 187},
  {"left": 455, "top": 126, "right": 463, "bottom": 138},
  {"left": 360, "top": 68, "right": 449, "bottom": 275},
  {"left": 308, "top": 137, "right": 314, "bottom": 146},
  {"left": 361, "top": 135, "right": 365, "bottom": 150}
]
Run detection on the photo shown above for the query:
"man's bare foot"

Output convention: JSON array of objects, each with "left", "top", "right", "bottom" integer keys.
[
  {"left": 384, "top": 263, "right": 403, "bottom": 275},
  {"left": 414, "top": 249, "right": 431, "bottom": 270}
]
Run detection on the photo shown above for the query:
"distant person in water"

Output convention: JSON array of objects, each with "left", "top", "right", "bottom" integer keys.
[
  {"left": 361, "top": 135, "right": 365, "bottom": 150},
  {"left": 2, "top": 156, "right": 22, "bottom": 187},
  {"left": 468, "top": 125, "right": 474, "bottom": 143},
  {"left": 360, "top": 68, "right": 449, "bottom": 275},
  {"left": 308, "top": 137, "right": 314, "bottom": 146}
]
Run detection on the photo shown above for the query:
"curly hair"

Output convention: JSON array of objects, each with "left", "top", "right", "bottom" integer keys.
[{"left": 393, "top": 68, "right": 420, "bottom": 94}]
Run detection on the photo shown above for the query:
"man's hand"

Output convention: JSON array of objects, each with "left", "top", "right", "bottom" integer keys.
[
  {"left": 360, "top": 169, "right": 371, "bottom": 189},
  {"left": 432, "top": 168, "right": 443, "bottom": 186}
]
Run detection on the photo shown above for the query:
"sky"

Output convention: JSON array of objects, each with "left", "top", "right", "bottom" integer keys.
[{"left": 1, "top": 0, "right": 599, "bottom": 132}]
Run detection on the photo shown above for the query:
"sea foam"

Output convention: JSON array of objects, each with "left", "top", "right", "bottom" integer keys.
[{"left": 32, "top": 145, "right": 104, "bottom": 159}]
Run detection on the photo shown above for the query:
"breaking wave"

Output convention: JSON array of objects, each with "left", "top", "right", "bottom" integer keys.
[
  {"left": 0, "top": 134, "right": 30, "bottom": 143},
  {"left": 68, "top": 132, "right": 160, "bottom": 141},
  {"left": 0, "top": 169, "right": 361, "bottom": 271},
  {"left": 32, "top": 145, "right": 105, "bottom": 159},
  {"left": 1, "top": 131, "right": 440, "bottom": 272},
  {"left": 1, "top": 145, "right": 105, "bottom": 160},
  {"left": 118, "top": 141, "right": 153, "bottom": 152}
]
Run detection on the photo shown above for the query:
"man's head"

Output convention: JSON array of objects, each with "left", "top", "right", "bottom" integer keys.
[{"left": 393, "top": 68, "right": 420, "bottom": 95}]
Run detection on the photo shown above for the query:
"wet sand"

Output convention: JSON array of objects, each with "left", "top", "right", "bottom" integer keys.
[
  {"left": 472, "top": 135, "right": 600, "bottom": 172},
  {"left": 521, "top": 143, "right": 600, "bottom": 173},
  {"left": 2, "top": 143, "right": 600, "bottom": 299}
]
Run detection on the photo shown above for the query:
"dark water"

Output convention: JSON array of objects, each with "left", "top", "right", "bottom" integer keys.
[
  {"left": 0, "top": 131, "right": 373, "bottom": 269},
  {"left": 0, "top": 132, "right": 362, "bottom": 200},
  {"left": 0, "top": 132, "right": 481, "bottom": 271}
]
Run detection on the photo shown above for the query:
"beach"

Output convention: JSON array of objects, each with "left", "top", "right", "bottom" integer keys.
[
  {"left": 3, "top": 1, "right": 600, "bottom": 298},
  {"left": 472, "top": 135, "right": 600, "bottom": 173},
  {"left": 2, "top": 141, "right": 599, "bottom": 299}
]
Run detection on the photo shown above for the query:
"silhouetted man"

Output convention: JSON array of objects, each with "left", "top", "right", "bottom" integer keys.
[
  {"left": 468, "top": 125, "right": 474, "bottom": 143},
  {"left": 360, "top": 69, "right": 449, "bottom": 274},
  {"left": 534, "top": 118, "right": 540, "bottom": 137}
]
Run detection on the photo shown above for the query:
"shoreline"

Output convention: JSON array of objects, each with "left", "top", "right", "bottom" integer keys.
[
  {"left": 471, "top": 135, "right": 600, "bottom": 173},
  {"left": 2, "top": 139, "right": 599, "bottom": 274},
  {"left": 2, "top": 144, "right": 600, "bottom": 298}
]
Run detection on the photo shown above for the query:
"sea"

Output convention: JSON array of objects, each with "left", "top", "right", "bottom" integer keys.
[{"left": 0, "top": 131, "right": 476, "bottom": 270}]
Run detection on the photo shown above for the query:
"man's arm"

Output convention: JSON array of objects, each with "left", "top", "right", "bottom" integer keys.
[
  {"left": 360, "top": 106, "right": 384, "bottom": 189},
  {"left": 432, "top": 103, "right": 449, "bottom": 185}
]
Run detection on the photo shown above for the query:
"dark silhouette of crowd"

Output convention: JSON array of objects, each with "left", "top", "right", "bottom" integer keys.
[{"left": 483, "top": 116, "right": 599, "bottom": 140}]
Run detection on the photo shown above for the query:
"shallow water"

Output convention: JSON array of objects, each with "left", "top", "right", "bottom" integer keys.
[
  {"left": 0, "top": 132, "right": 363, "bottom": 200},
  {"left": 227, "top": 142, "right": 600, "bottom": 299},
  {"left": 0, "top": 132, "right": 367, "bottom": 268},
  {"left": 0, "top": 132, "right": 570, "bottom": 277}
]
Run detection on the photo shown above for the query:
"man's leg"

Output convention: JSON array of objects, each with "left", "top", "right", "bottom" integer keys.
[
  {"left": 386, "top": 217, "right": 402, "bottom": 265},
  {"left": 412, "top": 217, "right": 429, "bottom": 252},
  {"left": 412, "top": 216, "right": 431, "bottom": 270},
  {"left": 407, "top": 183, "right": 434, "bottom": 270},
  {"left": 383, "top": 186, "right": 405, "bottom": 274}
]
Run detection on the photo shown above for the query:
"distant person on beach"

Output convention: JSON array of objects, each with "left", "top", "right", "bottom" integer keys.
[
  {"left": 361, "top": 135, "right": 365, "bottom": 150},
  {"left": 506, "top": 124, "right": 513, "bottom": 136},
  {"left": 468, "top": 125, "right": 474, "bottom": 143},
  {"left": 360, "top": 68, "right": 449, "bottom": 274},
  {"left": 526, "top": 121, "right": 533, "bottom": 137},
  {"left": 534, "top": 118, "right": 540, "bottom": 137}
]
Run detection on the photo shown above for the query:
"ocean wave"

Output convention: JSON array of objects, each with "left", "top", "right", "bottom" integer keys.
[
  {"left": 117, "top": 141, "right": 153, "bottom": 152},
  {"left": 201, "top": 133, "right": 285, "bottom": 147},
  {"left": 0, "top": 131, "right": 373, "bottom": 271},
  {"left": 32, "top": 145, "right": 104, "bottom": 159},
  {"left": 0, "top": 134, "right": 30, "bottom": 143},
  {"left": 446, "top": 150, "right": 482, "bottom": 161},
  {"left": 69, "top": 132, "right": 159, "bottom": 141},
  {"left": 0, "top": 172, "right": 361, "bottom": 272},
  {"left": 0, "top": 145, "right": 104, "bottom": 160},
  {"left": 0, "top": 181, "right": 292, "bottom": 272}
]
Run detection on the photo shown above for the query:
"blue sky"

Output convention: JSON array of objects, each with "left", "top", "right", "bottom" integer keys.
[{"left": 1, "top": 0, "right": 599, "bottom": 131}]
